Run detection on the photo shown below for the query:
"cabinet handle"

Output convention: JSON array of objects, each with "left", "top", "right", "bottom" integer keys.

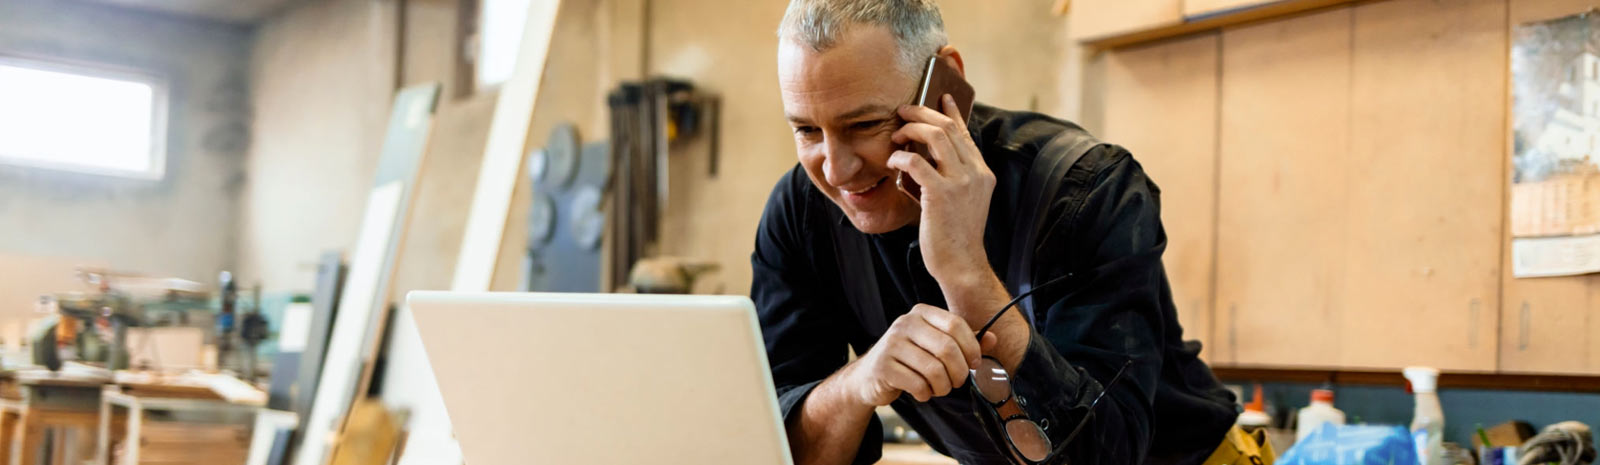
[
  {"left": 1468, "top": 298, "right": 1480, "bottom": 349},
  {"left": 1228, "top": 303, "right": 1238, "bottom": 362},
  {"left": 1519, "top": 302, "right": 1531, "bottom": 351}
]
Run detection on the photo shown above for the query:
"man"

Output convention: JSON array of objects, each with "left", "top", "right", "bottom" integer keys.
[{"left": 752, "top": 1, "right": 1239, "bottom": 464}]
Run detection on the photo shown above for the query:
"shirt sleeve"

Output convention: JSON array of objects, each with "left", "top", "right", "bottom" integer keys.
[
  {"left": 750, "top": 168, "right": 884, "bottom": 465},
  {"left": 1003, "top": 149, "right": 1171, "bottom": 465}
]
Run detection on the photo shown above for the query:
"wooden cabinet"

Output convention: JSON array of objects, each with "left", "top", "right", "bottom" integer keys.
[
  {"left": 1208, "top": 0, "right": 1506, "bottom": 371},
  {"left": 1091, "top": 0, "right": 1600, "bottom": 375},
  {"left": 1497, "top": 0, "right": 1600, "bottom": 375},
  {"left": 1341, "top": 0, "right": 1505, "bottom": 371},
  {"left": 1213, "top": 7, "right": 1352, "bottom": 367},
  {"left": 1069, "top": 0, "right": 1183, "bottom": 43},
  {"left": 1100, "top": 34, "right": 1222, "bottom": 360},
  {"left": 1183, "top": 0, "right": 1278, "bottom": 17}
]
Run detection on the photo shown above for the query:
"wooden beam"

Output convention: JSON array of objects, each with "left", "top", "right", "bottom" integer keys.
[
  {"left": 451, "top": 0, "right": 565, "bottom": 292},
  {"left": 1081, "top": 0, "right": 1365, "bottom": 50},
  {"left": 1213, "top": 366, "right": 1600, "bottom": 393}
]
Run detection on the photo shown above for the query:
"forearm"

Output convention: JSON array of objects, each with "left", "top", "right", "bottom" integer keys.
[
  {"left": 939, "top": 269, "right": 1029, "bottom": 369},
  {"left": 786, "top": 364, "right": 877, "bottom": 465}
]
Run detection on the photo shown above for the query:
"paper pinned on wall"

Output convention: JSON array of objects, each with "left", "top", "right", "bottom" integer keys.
[
  {"left": 1510, "top": 11, "right": 1600, "bottom": 277},
  {"left": 1513, "top": 234, "right": 1600, "bottom": 278},
  {"left": 276, "top": 302, "right": 313, "bottom": 353}
]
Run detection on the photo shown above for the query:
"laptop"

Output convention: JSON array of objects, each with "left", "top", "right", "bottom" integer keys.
[{"left": 406, "top": 291, "right": 794, "bottom": 465}]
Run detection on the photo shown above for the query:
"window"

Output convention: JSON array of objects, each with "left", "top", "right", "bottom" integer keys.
[
  {"left": 474, "top": 0, "right": 533, "bottom": 90},
  {"left": 0, "top": 57, "right": 167, "bottom": 179}
]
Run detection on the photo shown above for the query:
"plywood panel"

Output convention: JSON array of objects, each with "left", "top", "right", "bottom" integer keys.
[
  {"left": 1101, "top": 33, "right": 1221, "bottom": 359},
  {"left": 452, "top": 0, "right": 563, "bottom": 292},
  {"left": 1513, "top": 0, "right": 1600, "bottom": 25},
  {"left": 1341, "top": 0, "right": 1506, "bottom": 371},
  {"left": 1501, "top": 0, "right": 1600, "bottom": 375},
  {"left": 1070, "top": 0, "right": 1184, "bottom": 43},
  {"left": 1214, "top": 7, "right": 1351, "bottom": 367},
  {"left": 1500, "top": 275, "right": 1600, "bottom": 373},
  {"left": 1184, "top": 0, "right": 1278, "bottom": 18}
]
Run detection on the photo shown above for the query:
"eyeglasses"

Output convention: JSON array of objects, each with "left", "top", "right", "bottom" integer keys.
[{"left": 967, "top": 274, "right": 1133, "bottom": 464}]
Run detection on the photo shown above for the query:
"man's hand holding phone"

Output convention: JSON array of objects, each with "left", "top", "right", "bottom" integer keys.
[{"left": 889, "top": 94, "right": 997, "bottom": 307}]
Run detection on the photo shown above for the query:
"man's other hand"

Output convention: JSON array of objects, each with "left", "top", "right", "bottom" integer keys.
[{"left": 838, "top": 304, "right": 999, "bottom": 406}]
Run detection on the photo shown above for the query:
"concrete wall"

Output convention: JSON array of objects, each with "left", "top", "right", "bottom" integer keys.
[
  {"left": 0, "top": 0, "right": 252, "bottom": 323},
  {"left": 239, "top": 0, "right": 399, "bottom": 293}
]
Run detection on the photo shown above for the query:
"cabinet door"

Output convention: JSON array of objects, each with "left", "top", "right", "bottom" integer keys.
[
  {"left": 1070, "top": 0, "right": 1183, "bottom": 43},
  {"left": 1498, "top": 0, "right": 1600, "bottom": 375},
  {"left": 1101, "top": 34, "right": 1221, "bottom": 360},
  {"left": 1183, "top": 0, "right": 1278, "bottom": 18},
  {"left": 1214, "top": 7, "right": 1351, "bottom": 367},
  {"left": 1342, "top": 0, "right": 1505, "bottom": 371}
]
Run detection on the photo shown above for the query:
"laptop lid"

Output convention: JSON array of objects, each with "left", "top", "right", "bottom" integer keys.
[{"left": 407, "top": 291, "right": 793, "bottom": 465}]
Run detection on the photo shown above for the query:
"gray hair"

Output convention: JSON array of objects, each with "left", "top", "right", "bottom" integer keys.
[{"left": 777, "top": 0, "right": 948, "bottom": 76}]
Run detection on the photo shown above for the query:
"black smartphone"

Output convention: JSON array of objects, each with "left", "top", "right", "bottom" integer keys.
[{"left": 898, "top": 55, "right": 977, "bottom": 202}]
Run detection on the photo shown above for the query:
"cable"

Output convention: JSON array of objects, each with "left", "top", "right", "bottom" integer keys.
[{"left": 976, "top": 273, "right": 1073, "bottom": 339}]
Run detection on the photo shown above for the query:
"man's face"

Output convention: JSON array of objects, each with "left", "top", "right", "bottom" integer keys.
[{"left": 778, "top": 26, "right": 922, "bottom": 234}]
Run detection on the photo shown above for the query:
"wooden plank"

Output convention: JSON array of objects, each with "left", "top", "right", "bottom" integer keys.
[
  {"left": 1212, "top": 365, "right": 1600, "bottom": 392},
  {"left": 1512, "top": 0, "right": 1600, "bottom": 25},
  {"left": 1339, "top": 0, "right": 1506, "bottom": 371},
  {"left": 1069, "top": 0, "right": 1184, "bottom": 44},
  {"left": 1214, "top": 7, "right": 1351, "bottom": 367},
  {"left": 295, "top": 83, "right": 441, "bottom": 465},
  {"left": 1184, "top": 0, "right": 1280, "bottom": 18},
  {"left": 1100, "top": 33, "right": 1221, "bottom": 360},
  {"left": 1083, "top": 0, "right": 1355, "bottom": 50},
  {"left": 451, "top": 0, "right": 564, "bottom": 292},
  {"left": 1499, "top": 0, "right": 1600, "bottom": 376}
]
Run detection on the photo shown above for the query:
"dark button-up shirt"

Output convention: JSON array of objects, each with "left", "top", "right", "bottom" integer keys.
[{"left": 751, "top": 104, "right": 1238, "bottom": 465}]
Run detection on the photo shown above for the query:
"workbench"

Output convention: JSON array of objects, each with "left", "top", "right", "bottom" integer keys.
[
  {"left": 95, "top": 386, "right": 257, "bottom": 464},
  {"left": 10, "top": 374, "right": 113, "bottom": 465},
  {"left": 0, "top": 369, "right": 263, "bottom": 465}
]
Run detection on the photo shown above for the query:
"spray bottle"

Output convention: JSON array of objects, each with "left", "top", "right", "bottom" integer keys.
[{"left": 1403, "top": 367, "right": 1444, "bottom": 465}]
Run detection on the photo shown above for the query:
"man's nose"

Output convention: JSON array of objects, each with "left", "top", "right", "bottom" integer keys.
[{"left": 821, "top": 136, "right": 861, "bottom": 186}]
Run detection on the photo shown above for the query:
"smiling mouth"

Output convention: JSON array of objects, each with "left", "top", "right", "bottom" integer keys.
[{"left": 842, "top": 176, "right": 888, "bottom": 195}]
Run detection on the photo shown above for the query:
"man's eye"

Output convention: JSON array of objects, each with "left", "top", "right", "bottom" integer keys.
[{"left": 794, "top": 126, "right": 820, "bottom": 136}]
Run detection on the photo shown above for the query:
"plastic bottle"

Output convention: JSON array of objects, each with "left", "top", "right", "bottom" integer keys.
[
  {"left": 1237, "top": 384, "right": 1272, "bottom": 432},
  {"left": 1295, "top": 388, "right": 1346, "bottom": 442},
  {"left": 1404, "top": 367, "right": 1445, "bottom": 465}
]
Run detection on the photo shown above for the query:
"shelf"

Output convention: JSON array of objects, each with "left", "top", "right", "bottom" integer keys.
[
  {"left": 1212, "top": 366, "right": 1600, "bottom": 393},
  {"left": 1078, "top": 0, "right": 1365, "bottom": 50}
]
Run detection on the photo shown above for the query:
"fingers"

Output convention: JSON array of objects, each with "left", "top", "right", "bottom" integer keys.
[
  {"left": 940, "top": 94, "right": 968, "bottom": 131},
  {"left": 911, "top": 304, "right": 982, "bottom": 365},
  {"left": 880, "top": 359, "right": 933, "bottom": 402},
  {"left": 905, "top": 324, "right": 969, "bottom": 389},
  {"left": 891, "top": 341, "right": 954, "bottom": 400},
  {"left": 891, "top": 122, "right": 961, "bottom": 168},
  {"left": 887, "top": 150, "right": 940, "bottom": 190},
  {"left": 979, "top": 332, "right": 999, "bottom": 354},
  {"left": 896, "top": 99, "right": 975, "bottom": 165},
  {"left": 879, "top": 305, "right": 990, "bottom": 402}
]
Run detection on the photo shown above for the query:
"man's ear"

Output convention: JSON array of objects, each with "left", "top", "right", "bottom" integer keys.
[{"left": 938, "top": 45, "right": 966, "bottom": 78}]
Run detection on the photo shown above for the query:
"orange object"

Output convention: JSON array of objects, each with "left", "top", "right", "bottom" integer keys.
[
  {"left": 55, "top": 317, "right": 78, "bottom": 348},
  {"left": 1245, "top": 384, "right": 1265, "bottom": 413}
]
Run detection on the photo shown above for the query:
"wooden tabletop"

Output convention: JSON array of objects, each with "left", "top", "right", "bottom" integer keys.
[{"left": 878, "top": 444, "right": 958, "bottom": 465}]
